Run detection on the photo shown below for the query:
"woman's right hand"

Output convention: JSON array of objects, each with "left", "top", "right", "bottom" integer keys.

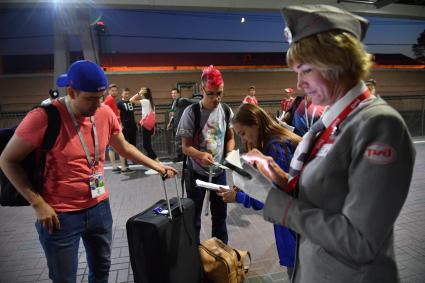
[
  {"left": 217, "top": 186, "right": 239, "bottom": 203},
  {"left": 243, "top": 149, "right": 288, "bottom": 189},
  {"left": 138, "top": 88, "right": 145, "bottom": 96}
]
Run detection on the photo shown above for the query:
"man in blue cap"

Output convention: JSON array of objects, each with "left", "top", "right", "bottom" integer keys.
[{"left": 0, "top": 60, "right": 177, "bottom": 283}]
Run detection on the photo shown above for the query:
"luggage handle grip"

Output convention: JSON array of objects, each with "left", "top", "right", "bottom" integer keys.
[{"left": 161, "top": 175, "right": 183, "bottom": 220}]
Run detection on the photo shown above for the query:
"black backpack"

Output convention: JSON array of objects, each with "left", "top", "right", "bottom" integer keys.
[
  {"left": 171, "top": 94, "right": 203, "bottom": 161},
  {"left": 284, "top": 96, "right": 304, "bottom": 126},
  {"left": 0, "top": 104, "right": 61, "bottom": 206},
  {"left": 173, "top": 94, "right": 203, "bottom": 131}
]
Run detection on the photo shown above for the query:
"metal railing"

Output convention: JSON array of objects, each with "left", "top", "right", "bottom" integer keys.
[
  {"left": 143, "top": 95, "right": 425, "bottom": 158},
  {"left": 1, "top": 95, "right": 425, "bottom": 158}
]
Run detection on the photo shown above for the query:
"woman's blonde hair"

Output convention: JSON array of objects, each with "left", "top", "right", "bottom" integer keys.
[
  {"left": 233, "top": 103, "right": 301, "bottom": 151},
  {"left": 286, "top": 31, "right": 373, "bottom": 82}
]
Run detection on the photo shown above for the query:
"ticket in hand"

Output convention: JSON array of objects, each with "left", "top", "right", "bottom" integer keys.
[{"left": 195, "top": 179, "right": 230, "bottom": 191}]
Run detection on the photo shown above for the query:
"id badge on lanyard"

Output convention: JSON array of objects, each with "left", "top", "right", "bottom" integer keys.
[
  {"left": 64, "top": 97, "right": 103, "bottom": 199},
  {"left": 89, "top": 171, "right": 106, "bottom": 198}
]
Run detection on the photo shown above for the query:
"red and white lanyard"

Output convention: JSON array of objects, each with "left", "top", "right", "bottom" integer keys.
[{"left": 284, "top": 89, "right": 370, "bottom": 193}]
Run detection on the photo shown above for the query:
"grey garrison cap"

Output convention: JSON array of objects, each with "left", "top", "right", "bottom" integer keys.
[{"left": 282, "top": 5, "right": 369, "bottom": 44}]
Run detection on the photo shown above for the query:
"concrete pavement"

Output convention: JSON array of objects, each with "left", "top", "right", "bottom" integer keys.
[{"left": 0, "top": 143, "right": 424, "bottom": 283}]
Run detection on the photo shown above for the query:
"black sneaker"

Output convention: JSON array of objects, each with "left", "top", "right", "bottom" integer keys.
[
  {"left": 121, "top": 168, "right": 135, "bottom": 174},
  {"left": 112, "top": 167, "right": 121, "bottom": 173}
]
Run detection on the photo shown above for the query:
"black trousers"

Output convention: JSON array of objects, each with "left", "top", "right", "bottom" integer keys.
[
  {"left": 184, "top": 169, "right": 228, "bottom": 244},
  {"left": 142, "top": 127, "right": 157, "bottom": 160},
  {"left": 122, "top": 123, "right": 137, "bottom": 146}
]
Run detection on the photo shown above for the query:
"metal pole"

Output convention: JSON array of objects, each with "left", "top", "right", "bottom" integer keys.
[{"left": 421, "top": 97, "right": 425, "bottom": 136}]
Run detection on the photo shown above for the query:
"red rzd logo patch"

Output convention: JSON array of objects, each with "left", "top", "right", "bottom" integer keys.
[{"left": 364, "top": 142, "right": 396, "bottom": 164}]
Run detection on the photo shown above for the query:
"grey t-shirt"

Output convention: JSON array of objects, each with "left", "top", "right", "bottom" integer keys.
[{"left": 176, "top": 102, "right": 233, "bottom": 176}]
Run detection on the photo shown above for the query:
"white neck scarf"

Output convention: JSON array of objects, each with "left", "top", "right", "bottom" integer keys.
[{"left": 288, "top": 81, "right": 369, "bottom": 182}]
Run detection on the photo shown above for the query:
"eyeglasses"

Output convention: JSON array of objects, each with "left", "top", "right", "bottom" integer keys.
[{"left": 205, "top": 91, "right": 223, "bottom": 97}]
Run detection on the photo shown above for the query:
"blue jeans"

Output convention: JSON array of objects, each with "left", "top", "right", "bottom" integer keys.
[
  {"left": 36, "top": 199, "right": 113, "bottom": 283},
  {"left": 184, "top": 170, "right": 228, "bottom": 244}
]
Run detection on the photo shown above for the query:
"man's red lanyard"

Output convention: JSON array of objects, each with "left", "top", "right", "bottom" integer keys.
[{"left": 283, "top": 90, "right": 370, "bottom": 193}]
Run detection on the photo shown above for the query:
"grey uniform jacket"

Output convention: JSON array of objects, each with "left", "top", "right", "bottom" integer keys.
[{"left": 263, "top": 97, "right": 415, "bottom": 283}]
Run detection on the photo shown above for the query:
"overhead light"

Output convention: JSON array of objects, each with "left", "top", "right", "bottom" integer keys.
[{"left": 241, "top": 17, "right": 245, "bottom": 23}]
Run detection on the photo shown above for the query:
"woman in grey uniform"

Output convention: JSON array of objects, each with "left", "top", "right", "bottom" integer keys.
[{"left": 238, "top": 5, "right": 416, "bottom": 283}]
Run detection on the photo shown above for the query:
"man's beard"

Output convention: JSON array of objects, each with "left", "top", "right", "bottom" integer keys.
[{"left": 80, "top": 107, "right": 98, "bottom": 117}]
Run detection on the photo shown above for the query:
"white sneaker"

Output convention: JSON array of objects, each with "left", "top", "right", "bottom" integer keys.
[{"left": 145, "top": 169, "right": 159, "bottom": 175}]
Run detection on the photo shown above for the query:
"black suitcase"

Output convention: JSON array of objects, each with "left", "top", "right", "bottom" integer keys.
[{"left": 126, "top": 176, "right": 202, "bottom": 283}]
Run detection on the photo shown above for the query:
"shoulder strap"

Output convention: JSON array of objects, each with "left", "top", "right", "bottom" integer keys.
[
  {"left": 182, "top": 102, "right": 200, "bottom": 168},
  {"left": 40, "top": 104, "right": 61, "bottom": 150},
  {"left": 192, "top": 102, "right": 201, "bottom": 135},
  {"left": 34, "top": 104, "right": 61, "bottom": 192},
  {"left": 234, "top": 248, "right": 251, "bottom": 276},
  {"left": 222, "top": 103, "right": 231, "bottom": 125},
  {"left": 222, "top": 103, "right": 231, "bottom": 155}
]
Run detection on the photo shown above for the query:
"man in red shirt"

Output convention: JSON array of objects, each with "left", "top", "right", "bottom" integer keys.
[
  {"left": 242, "top": 85, "right": 259, "bottom": 105},
  {"left": 103, "top": 84, "right": 130, "bottom": 173},
  {"left": 0, "top": 60, "right": 177, "bottom": 283},
  {"left": 281, "top": 87, "right": 295, "bottom": 112}
]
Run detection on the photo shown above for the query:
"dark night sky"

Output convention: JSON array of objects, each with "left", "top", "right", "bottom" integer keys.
[{"left": 0, "top": 8, "right": 424, "bottom": 59}]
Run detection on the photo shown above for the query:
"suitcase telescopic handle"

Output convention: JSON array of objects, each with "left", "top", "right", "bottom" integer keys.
[{"left": 161, "top": 175, "right": 183, "bottom": 220}]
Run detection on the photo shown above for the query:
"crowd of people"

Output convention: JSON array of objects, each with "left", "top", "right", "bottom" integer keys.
[{"left": 0, "top": 4, "right": 416, "bottom": 283}]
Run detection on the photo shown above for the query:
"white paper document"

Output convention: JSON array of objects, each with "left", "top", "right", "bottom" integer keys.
[
  {"left": 231, "top": 161, "right": 275, "bottom": 203},
  {"left": 213, "top": 162, "right": 229, "bottom": 170},
  {"left": 225, "top": 149, "right": 243, "bottom": 169},
  {"left": 195, "top": 179, "right": 230, "bottom": 191}
]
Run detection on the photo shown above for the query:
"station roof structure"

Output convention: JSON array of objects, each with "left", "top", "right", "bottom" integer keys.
[{"left": 0, "top": 0, "right": 424, "bottom": 20}]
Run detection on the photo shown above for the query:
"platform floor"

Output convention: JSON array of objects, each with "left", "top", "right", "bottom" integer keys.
[{"left": 1, "top": 141, "right": 424, "bottom": 283}]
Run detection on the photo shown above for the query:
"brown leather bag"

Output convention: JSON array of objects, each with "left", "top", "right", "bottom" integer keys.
[{"left": 199, "top": 237, "right": 251, "bottom": 283}]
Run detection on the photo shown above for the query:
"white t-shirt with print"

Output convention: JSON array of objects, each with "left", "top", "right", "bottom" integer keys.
[{"left": 176, "top": 102, "right": 233, "bottom": 176}]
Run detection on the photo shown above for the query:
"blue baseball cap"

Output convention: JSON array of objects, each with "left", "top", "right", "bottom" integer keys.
[{"left": 56, "top": 60, "right": 108, "bottom": 92}]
